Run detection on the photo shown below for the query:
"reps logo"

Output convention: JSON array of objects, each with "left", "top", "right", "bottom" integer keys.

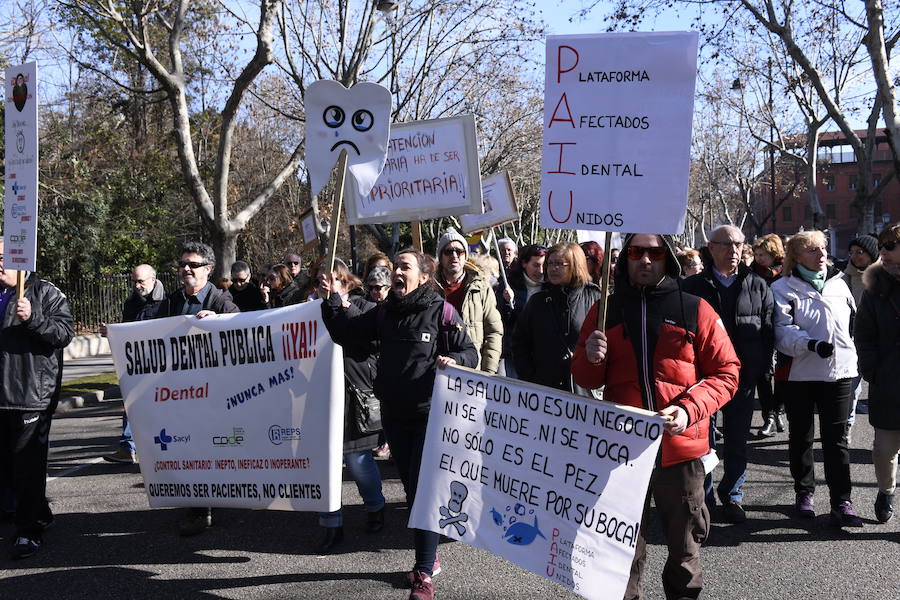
[
  {"left": 268, "top": 425, "right": 302, "bottom": 445},
  {"left": 213, "top": 427, "right": 245, "bottom": 447},
  {"left": 154, "top": 428, "right": 190, "bottom": 451}
]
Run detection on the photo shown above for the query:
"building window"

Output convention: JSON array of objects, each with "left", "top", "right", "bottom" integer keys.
[
  {"left": 826, "top": 204, "right": 836, "bottom": 219},
  {"left": 849, "top": 175, "right": 858, "bottom": 191},
  {"left": 823, "top": 175, "right": 835, "bottom": 191},
  {"left": 783, "top": 206, "right": 792, "bottom": 222}
]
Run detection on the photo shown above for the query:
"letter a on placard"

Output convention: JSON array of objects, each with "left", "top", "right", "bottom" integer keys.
[{"left": 305, "top": 80, "right": 392, "bottom": 198}]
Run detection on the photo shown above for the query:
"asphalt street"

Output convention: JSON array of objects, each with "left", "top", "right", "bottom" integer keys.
[{"left": 1, "top": 397, "right": 898, "bottom": 600}]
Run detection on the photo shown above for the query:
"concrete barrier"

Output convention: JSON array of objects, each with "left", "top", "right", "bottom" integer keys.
[{"left": 64, "top": 333, "right": 111, "bottom": 361}]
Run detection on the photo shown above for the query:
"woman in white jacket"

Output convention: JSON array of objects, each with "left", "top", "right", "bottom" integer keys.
[{"left": 772, "top": 230, "right": 862, "bottom": 527}]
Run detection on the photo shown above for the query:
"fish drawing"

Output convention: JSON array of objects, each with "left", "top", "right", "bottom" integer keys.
[
  {"left": 503, "top": 516, "right": 546, "bottom": 546},
  {"left": 490, "top": 507, "right": 504, "bottom": 526}
]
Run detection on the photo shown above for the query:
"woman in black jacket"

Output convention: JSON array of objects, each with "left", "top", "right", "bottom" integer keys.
[
  {"left": 512, "top": 241, "right": 601, "bottom": 396},
  {"left": 313, "top": 260, "right": 386, "bottom": 552},
  {"left": 322, "top": 248, "right": 478, "bottom": 600},
  {"left": 854, "top": 224, "right": 900, "bottom": 523}
]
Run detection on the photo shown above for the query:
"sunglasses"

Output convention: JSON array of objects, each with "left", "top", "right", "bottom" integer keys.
[
  {"left": 626, "top": 246, "right": 667, "bottom": 261},
  {"left": 232, "top": 277, "right": 249, "bottom": 284},
  {"left": 178, "top": 261, "right": 209, "bottom": 269},
  {"left": 442, "top": 247, "right": 465, "bottom": 257},
  {"left": 879, "top": 240, "right": 898, "bottom": 252},
  {"left": 367, "top": 284, "right": 389, "bottom": 292},
  {"left": 286, "top": 261, "right": 300, "bottom": 266}
]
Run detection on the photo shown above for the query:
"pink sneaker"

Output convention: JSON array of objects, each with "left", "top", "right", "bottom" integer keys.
[
  {"left": 408, "top": 571, "right": 434, "bottom": 600},
  {"left": 405, "top": 554, "right": 440, "bottom": 587}
]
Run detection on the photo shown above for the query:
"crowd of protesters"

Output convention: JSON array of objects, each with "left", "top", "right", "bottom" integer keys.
[{"left": 2, "top": 222, "right": 899, "bottom": 600}]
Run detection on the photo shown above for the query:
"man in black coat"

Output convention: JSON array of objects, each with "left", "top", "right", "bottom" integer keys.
[
  {"left": 683, "top": 225, "right": 774, "bottom": 523},
  {"left": 0, "top": 239, "right": 75, "bottom": 559},
  {"left": 103, "top": 264, "right": 166, "bottom": 464},
  {"left": 156, "top": 242, "right": 239, "bottom": 536}
]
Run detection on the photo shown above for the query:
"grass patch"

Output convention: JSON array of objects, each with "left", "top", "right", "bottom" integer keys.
[{"left": 60, "top": 372, "right": 119, "bottom": 397}]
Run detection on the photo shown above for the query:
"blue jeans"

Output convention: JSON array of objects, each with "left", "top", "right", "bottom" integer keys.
[
  {"left": 119, "top": 414, "right": 135, "bottom": 454},
  {"left": 705, "top": 385, "right": 755, "bottom": 505},
  {"left": 318, "top": 450, "right": 385, "bottom": 528}
]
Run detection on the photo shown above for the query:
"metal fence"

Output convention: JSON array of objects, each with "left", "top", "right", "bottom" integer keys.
[{"left": 48, "top": 271, "right": 178, "bottom": 335}]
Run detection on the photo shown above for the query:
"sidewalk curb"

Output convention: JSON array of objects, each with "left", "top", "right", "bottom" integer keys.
[{"left": 55, "top": 385, "right": 122, "bottom": 414}]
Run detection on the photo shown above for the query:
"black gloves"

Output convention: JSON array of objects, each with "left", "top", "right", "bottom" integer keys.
[{"left": 807, "top": 339, "right": 834, "bottom": 358}]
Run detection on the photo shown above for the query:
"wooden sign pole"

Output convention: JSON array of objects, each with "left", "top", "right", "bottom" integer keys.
[
  {"left": 324, "top": 150, "right": 349, "bottom": 277},
  {"left": 596, "top": 231, "right": 613, "bottom": 330},
  {"left": 16, "top": 271, "right": 25, "bottom": 300},
  {"left": 411, "top": 221, "right": 424, "bottom": 252}
]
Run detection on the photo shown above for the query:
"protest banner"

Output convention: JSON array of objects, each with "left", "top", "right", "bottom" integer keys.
[
  {"left": 346, "top": 115, "right": 483, "bottom": 225},
  {"left": 460, "top": 171, "right": 519, "bottom": 234},
  {"left": 4, "top": 62, "right": 39, "bottom": 281},
  {"left": 409, "top": 367, "right": 664, "bottom": 600},
  {"left": 541, "top": 32, "right": 698, "bottom": 234},
  {"left": 106, "top": 302, "right": 345, "bottom": 512}
]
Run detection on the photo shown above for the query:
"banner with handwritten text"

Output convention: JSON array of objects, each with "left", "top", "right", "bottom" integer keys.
[
  {"left": 541, "top": 32, "right": 698, "bottom": 234},
  {"left": 409, "top": 367, "right": 663, "bottom": 600},
  {"left": 107, "top": 302, "right": 344, "bottom": 511},
  {"left": 346, "top": 115, "right": 483, "bottom": 224}
]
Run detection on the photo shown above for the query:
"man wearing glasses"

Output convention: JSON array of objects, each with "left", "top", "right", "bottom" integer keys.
[
  {"left": 571, "top": 233, "right": 739, "bottom": 600},
  {"left": 157, "top": 241, "right": 239, "bottom": 536},
  {"left": 229, "top": 261, "right": 266, "bottom": 312},
  {"left": 158, "top": 242, "right": 239, "bottom": 319},
  {"left": 683, "top": 225, "right": 774, "bottom": 524},
  {"left": 435, "top": 228, "right": 503, "bottom": 374}
]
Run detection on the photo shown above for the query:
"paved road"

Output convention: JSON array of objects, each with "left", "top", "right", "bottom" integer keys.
[{"left": 1, "top": 400, "right": 898, "bottom": 599}]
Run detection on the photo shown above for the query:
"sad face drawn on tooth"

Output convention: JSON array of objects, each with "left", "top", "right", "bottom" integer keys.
[{"left": 305, "top": 80, "right": 391, "bottom": 199}]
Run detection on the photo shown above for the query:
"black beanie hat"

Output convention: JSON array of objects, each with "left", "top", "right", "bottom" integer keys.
[{"left": 849, "top": 235, "right": 878, "bottom": 263}]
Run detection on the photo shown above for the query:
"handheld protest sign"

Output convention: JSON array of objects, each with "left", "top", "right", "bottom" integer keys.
[
  {"left": 541, "top": 32, "right": 698, "bottom": 234},
  {"left": 346, "top": 115, "right": 483, "bottom": 225},
  {"left": 4, "top": 62, "right": 39, "bottom": 273},
  {"left": 298, "top": 208, "right": 319, "bottom": 252},
  {"left": 460, "top": 171, "right": 519, "bottom": 234},
  {"left": 410, "top": 366, "right": 664, "bottom": 600},
  {"left": 305, "top": 80, "right": 391, "bottom": 200}
]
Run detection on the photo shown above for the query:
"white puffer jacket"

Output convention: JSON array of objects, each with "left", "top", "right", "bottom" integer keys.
[{"left": 772, "top": 268, "right": 858, "bottom": 382}]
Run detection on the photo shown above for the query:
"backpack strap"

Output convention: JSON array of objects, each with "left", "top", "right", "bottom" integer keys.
[{"left": 438, "top": 301, "right": 457, "bottom": 355}]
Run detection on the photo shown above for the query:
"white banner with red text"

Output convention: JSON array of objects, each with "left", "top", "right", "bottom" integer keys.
[
  {"left": 409, "top": 366, "right": 663, "bottom": 600},
  {"left": 107, "top": 301, "right": 344, "bottom": 512}
]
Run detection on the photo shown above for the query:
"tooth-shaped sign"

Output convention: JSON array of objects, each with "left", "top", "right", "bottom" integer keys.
[{"left": 305, "top": 80, "right": 392, "bottom": 198}]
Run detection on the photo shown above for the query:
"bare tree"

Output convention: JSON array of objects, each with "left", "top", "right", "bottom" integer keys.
[
  {"left": 593, "top": 0, "right": 900, "bottom": 234},
  {"left": 57, "top": 0, "right": 302, "bottom": 277}
]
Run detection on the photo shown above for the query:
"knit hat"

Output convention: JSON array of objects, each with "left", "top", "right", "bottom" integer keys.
[
  {"left": 849, "top": 235, "right": 878, "bottom": 263},
  {"left": 436, "top": 227, "right": 469, "bottom": 261},
  {"left": 366, "top": 265, "right": 391, "bottom": 288}
]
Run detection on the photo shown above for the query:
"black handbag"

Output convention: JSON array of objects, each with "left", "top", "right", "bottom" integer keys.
[{"left": 346, "top": 378, "right": 382, "bottom": 435}]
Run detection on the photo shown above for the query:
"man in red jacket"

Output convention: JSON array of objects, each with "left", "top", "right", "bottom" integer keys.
[{"left": 572, "top": 233, "right": 740, "bottom": 600}]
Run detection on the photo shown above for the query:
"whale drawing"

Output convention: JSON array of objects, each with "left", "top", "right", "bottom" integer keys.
[{"left": 503, "top": 516, "right": 546, "bottom": 546}]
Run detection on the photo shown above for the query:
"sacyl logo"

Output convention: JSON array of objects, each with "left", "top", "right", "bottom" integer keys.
[
  {"left": 268, "top": 425, "right": 301, "bottom": 445},
  {"left": 154, "top": 428, "right": 190, "bottom": 451}
]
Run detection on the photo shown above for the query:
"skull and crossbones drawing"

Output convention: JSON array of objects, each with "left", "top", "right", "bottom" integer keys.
[{"left": 438, "top": 481, "right": 469, "bottom": 536}]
